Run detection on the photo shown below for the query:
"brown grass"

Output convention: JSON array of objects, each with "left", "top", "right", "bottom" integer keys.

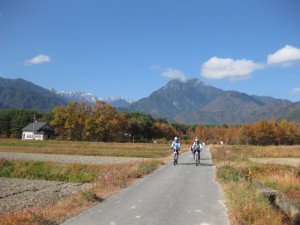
[
  {"left": 212, "top": 145, "right": 300, "bottom": 158},
  {"left": 211, "top": 145, "right": 300, "bottom": 225},
  {"left": 0, "top": 139, "right": 172, "bottom": 158},
  {"left": 222, "top": 182, "right": 288, "bottom": 225}
]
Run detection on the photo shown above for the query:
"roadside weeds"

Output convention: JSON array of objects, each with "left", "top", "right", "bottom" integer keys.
[{"left": 211, "top": 145, "right": 300, "bottom": 225}]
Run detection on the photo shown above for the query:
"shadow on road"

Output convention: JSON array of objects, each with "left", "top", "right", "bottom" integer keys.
[
  {"left": 199, "top": 157, "right": 212, "bottom": 160},
  {"left": 176, "top": 162, "right": 215, "bottom": 166},
  {"left": 178, "top": 162, "right": 195, "bottom": 166},
  {"left": 199, "top": 162, "right": 214, "bottom": 166}
]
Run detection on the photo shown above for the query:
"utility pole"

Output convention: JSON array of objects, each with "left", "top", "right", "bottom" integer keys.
[{"left": 33, "top": 114, "right": 36, "bottom": 140}]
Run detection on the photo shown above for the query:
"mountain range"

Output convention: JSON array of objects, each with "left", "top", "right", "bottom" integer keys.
[
  {"left": 1, "top": 76, "right": 300, "bottom": 125},
  {"left": 49, "top": 89, "right": 134, "bottom": 108},
  {"left": 129, "top": 79, "right": 300, "bottom": 124}
]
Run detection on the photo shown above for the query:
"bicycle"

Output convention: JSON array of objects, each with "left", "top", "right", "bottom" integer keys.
[
  {"left": 173, "top": 151, "right": 178, "bottom": 165},
  {"left": 194, "top": 150, "right": 200, "bottom": 166}
]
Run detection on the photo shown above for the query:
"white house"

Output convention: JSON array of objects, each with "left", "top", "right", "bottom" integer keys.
[{"left": 21, "top": 122, "right": 55, "bottom": 140}]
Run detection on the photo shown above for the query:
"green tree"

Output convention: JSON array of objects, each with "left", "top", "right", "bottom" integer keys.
[
  {"left": 0, "top": 110, "right": 12, "bottom": 138},
  {"left": 126, "top": 112, "right": 157, "bottom": 142},
  {"left": 0, "top": 109, "right": 45, "bottom": 139}
]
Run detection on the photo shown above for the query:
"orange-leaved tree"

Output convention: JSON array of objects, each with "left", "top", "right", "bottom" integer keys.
[{"left": 87, "top": 100, "right": 128, "bottom": 142}]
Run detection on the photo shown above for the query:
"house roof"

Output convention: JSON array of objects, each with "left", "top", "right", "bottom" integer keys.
[{"left": 22, "top": 122, "right": 48, "bottom": 132}]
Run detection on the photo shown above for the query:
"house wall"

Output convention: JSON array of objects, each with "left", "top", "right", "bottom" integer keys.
[{"left": 22, "top": 132, "right": 44, "bottom": 140}]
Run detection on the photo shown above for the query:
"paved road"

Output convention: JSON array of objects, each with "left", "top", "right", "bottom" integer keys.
[{"left": 62, "top": 146, "right": 230, "bottom": 225}]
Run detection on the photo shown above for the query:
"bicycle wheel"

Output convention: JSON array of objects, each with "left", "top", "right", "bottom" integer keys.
[
  {"left": 173, "top": 152, "right": 177, "bottom": 165},
  {"left": 195, "top": 152, "right": 199, "bottom": 166}
]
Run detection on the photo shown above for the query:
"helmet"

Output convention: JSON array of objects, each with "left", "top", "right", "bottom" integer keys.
[
  {"left": 194, "top": 137, "right": 199, "bottom": 142},
  {"left": 174, "top": 137, "right": 179, "bottom": 141}
]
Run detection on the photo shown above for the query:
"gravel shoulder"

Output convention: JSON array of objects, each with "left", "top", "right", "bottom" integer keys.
[{"left": 0, "top": 152, "right": 145, "bottom": 215}]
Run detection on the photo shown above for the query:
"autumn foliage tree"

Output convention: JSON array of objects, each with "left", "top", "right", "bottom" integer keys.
[
  {"left": 88, "top": 100, "right": 128, "bottom": 142},
  {"left": 253, "top": 120, "right": 277, "bottom": 145},
  {"left": 50, "top": 102, "right": 91, "bottom": 140},
  {"left": 190, "top": 119, "right": 300, "bottom": 146},
  {"left": 51, "top": 101, "right": 129, "bottom": 142}
]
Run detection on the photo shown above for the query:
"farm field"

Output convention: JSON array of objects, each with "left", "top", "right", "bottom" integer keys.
[
  {"left": 0, "top": 139, "right": 172, "bottom": 158},
  {"left": 0, "top": 140, "right": 182, "bottom": 225}
]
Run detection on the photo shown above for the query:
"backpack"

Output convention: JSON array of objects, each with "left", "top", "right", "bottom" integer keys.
[
  {"left": 194, "top": 143, "right": 200, "bottom": 151},
  {"left": 174, "top": 142, "right": 180, "bottom": 150}
]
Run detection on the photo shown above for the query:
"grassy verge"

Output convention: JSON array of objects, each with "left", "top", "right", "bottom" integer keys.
[
  {"left": 221, "top": 181, "right": 288, "bottom": 225},
  {"left": 211, "top": 145, "right": 300, "bottom": 225}
]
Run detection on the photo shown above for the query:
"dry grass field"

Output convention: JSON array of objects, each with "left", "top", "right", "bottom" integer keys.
[
  {"left": 0, "top": 139, "right": 172, "bottom": 158},
  {"left": 211, "top": 145, "right": 300, "bottom": 225}
]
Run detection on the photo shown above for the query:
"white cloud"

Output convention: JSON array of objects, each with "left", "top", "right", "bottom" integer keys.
[
  {"left": 267, "top": 45, "right": 300, "bottom": 67},
  {"left": 151, "top": 65, "right": 188, "bottom": 82},
  {"left": 291, "top": 88, "right": 300, "bottom": 95},
  {"left": 161, "top": 68, "right": 188, "bottom": 82},
  {"left": 201, "top": 57, "right": 263, "bottom": 80},
  {"left": 25, "top": 55, "right": 51, "bottom": 65}
]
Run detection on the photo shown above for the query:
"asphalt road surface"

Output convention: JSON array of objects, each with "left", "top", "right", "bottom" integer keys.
[{"left": 62, "top": 146, "right": 230, "bottom": 225}]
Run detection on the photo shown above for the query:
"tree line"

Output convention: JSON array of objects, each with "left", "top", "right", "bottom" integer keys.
[
  {"left": 192, "top": 119, "right": 300, "bottom": 145},
  {"left": 0, "top": 101, "right": 178, "bottom": 142},
  {"left": 50, "top": 100, "right": 179, "bottom": 142},
  {"left": 1, "top": 100, "right": 300, "bottom": 145}
]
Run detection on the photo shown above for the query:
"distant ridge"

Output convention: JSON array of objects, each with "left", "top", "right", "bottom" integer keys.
[
  {"left": 0, "top": 77, "right": 67, "bottom": 112},
  {"left": 1, "top": 76, "right": 300, "bottom": 124},
  {"left": 129, "top": 79, "right": 300, "bottom": 125}
]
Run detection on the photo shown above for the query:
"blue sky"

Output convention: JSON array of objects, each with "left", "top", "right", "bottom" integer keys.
[{"left": 1, "top": 0, "right": 300, "bottom": 102}]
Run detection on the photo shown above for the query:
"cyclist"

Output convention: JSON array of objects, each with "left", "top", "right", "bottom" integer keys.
[
  {"left": 171, "top": 136, "right": 181, "bottom": 158},
  {"left": 191, "top": 137, "right": 202, "bottom": 160},
  {"left": 190, "top": 137, "right": 199, "bottom": 153}
]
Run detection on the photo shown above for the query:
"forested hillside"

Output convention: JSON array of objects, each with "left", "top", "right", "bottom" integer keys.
[
  {"left": 0, "top": 77, "right": 67, "bottom": 111},
  {"left": 129, "top": 79, "right": 300, "bottom": 125}
]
